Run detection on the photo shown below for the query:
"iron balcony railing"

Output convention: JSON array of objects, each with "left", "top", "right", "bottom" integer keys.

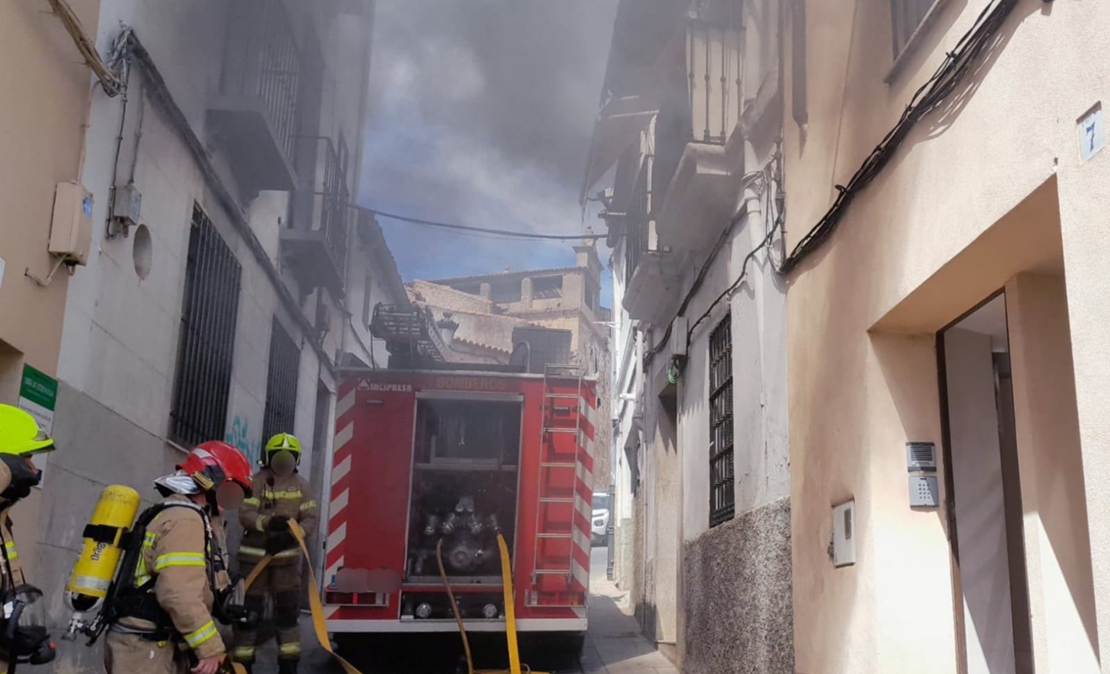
[
  {"left": 219, "top": 0, "right": 302, "bottom": 162},
  {"left": 687, "top": 0, "right": 744, "bottom": 145},
  {"left": 293, "top": 135, "right": 352, "bottom": 279}
]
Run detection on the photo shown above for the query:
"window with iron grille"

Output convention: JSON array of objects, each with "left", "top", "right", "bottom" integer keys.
[
  {"left": 890, "top": 0, "right": 940, "bottom": 57},
  {"left": 170, "top": 204, "right": 243, "bottom": 448},
  {"left": 263, "top": 318, "right": 301, "bottom": 443},
  {"left": 709, "top": 314, "right": 735, "bottom": 527}
]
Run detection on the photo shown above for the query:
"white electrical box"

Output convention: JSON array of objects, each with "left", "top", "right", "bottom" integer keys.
[
  {"left": 832, "top": 499, "right": 856, "bottom": 568},
  {"left": 672, "top": 316, "right": 689, "bottom": 358},
  {"left": 112, "top": 183, "right": 143, "bottom": 230},
  {"left": 48, "top": 182, "right": 93, "bottom": 266}
]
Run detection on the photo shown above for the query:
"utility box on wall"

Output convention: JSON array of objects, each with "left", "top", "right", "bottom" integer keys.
[
  {"left": 48, "top": 182, "right": 93, "bottom": 266},
  {"left": 831, "top": 499, "right": 856, "bottom": 568}
]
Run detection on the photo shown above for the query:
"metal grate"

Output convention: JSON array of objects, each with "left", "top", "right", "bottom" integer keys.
[
  {"left": 170, "top": 204, "right": 242, "bottom": 448},
  {"left": 709, "top": 314, "right": 735, "bottom": 527},
  {"left": 890, "top": 0, "right": 939, "bottom": 57},
  {"left": 687, "top": 0, "right": 744, "bottom": 145},
  {"left": 219, "top": 0, "right": 302, "bottom": 161},
  {"left": 263, "top": 318, "right": 301, "bottom": 443}
]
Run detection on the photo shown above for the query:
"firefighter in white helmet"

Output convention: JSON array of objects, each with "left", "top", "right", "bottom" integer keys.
[
  {"left": 231, "top": 433, "right": 318, "bottom": 674},
  {"left": 0, "top": 404, "right": 57, "bottom": 671}
]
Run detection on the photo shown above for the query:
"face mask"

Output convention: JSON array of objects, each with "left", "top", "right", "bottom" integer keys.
[
  {"left": 270, "top": 451, "right": 296, "bottom": 477},
  {"left": 0, "top": 456, "right": 41, "bottom": 503},
  {"left": 215, "top": 482, "right": 246, "bottom": 511}
]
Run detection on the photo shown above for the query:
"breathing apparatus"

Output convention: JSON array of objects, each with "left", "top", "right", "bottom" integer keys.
[
  {"left": 2, "top": 585, "right": 54, "bottom": 666},
  {"left": 63, "top": 485, "right": 141, "bottom": 641}
]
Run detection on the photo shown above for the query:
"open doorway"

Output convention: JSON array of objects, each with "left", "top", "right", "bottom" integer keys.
[{"left": 938, "top": 293, "right": 1033, "bottom": 674}]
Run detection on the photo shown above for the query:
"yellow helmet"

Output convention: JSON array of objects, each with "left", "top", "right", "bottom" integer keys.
[
  {"left": 0, "top": 404, "right": 55, "bottom": 456},
  {"left": 264, "top": 432, "right": 301, "bottom": 465}
]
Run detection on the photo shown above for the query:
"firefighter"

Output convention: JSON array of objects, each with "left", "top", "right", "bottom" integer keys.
[
  {"left": 103, "top": 441, "right": 253, "bottom": 674},
  {"left": 0, "top": 404, "right": 57, "bottom": 671},
  {"left": 231, "top": 433, "right": 318, "bottom": 674}
]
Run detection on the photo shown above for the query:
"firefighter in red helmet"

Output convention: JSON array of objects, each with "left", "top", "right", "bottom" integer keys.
[{"left": 104, "top": 441, "right": 253, "bottom": 674}]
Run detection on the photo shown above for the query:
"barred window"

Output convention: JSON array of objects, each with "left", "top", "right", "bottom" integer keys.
[
  {"left": 709, "top": 314, "right": 735, "bottom": 527},
  {"left": 170, "top": 204, "right": 242, "bottom": 448},
  {"left": 263, "top": 318, "right": 301, "bottom": 443},
  {"left": 891, "top": 0, "right": 940, "bottom": 57}
]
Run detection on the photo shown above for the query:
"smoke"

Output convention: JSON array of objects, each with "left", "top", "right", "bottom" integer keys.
[{"left": 359, "top": 1, "right": 618, "bottom": 291}]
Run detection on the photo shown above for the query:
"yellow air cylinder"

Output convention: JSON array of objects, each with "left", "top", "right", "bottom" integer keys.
[{"left": 65, "top": 485, "right": 141, "bottom": 613}]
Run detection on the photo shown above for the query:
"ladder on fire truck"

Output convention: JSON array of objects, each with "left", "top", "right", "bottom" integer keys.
[{"left": 529, "top": 364, "right": 585, "bottom": 606}]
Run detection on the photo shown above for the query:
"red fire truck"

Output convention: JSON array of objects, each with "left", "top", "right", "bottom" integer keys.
[{"left": 320, "top": 363, "right": 597, "bottom": 652}]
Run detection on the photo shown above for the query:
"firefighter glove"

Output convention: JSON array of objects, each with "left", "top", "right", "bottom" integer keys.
[
  {"left": 267, "top": 515, "right": 290, "bottom": 532},
  {"left": 265, "top": 532, "right": 297, "bottom": 556}
]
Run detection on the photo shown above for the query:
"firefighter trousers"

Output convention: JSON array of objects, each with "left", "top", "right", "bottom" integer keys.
[
  {"left": 231, "top": 561, "right": 302, "bottom": 664},
  {"left": 104, "top": 631, "right": 188, "bottom": 674}
]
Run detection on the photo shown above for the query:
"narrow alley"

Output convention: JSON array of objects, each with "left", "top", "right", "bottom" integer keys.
[{"left": 2, "top": 1, "right": 1110, "bottom": 673}]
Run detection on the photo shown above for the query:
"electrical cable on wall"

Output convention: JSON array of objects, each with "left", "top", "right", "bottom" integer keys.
[
  {"left": 780, "top": 0, "right": 1018, "bottom": 273},
  {"left": 646, "top": 0, "right": 1017, "bottom": 369}
]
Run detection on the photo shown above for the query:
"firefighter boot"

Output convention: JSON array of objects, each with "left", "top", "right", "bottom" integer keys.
[{"left": 278, "top": 659, "right": 299, "bottom": 674}]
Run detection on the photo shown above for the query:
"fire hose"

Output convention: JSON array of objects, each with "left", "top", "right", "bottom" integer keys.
[
  {"left": 239, "top": 522, "right": 546, "bottom": 674},
  {"left": 435, "top": 535, "right": 544, "bottom": 674}
]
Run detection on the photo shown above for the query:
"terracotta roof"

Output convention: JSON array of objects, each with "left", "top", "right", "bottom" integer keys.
[{"left": 407, "top": 280, "right": 495, "bottom": 314}]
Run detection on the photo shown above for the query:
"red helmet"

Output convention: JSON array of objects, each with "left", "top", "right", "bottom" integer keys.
[{"left": 178, "top": 441, "right": 253, "bottom": 497}]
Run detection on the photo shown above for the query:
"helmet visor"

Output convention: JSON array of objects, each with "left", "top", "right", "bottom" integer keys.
[{"left": 215, "top": 481, "right": 246, "bottom": 511}]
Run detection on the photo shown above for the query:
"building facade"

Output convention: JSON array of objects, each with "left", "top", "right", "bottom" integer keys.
[
  {"left": 785, "top": 1, "right": 1110, "bottom": 674},
  {"left": 0, "top": 0, "right": 108, "bottom": 585},
  {"left": 586, "top": 0, "right": 792, "bottom": 671},
  {"left": 410, "top": 241, "right": 614, "bottom": 491},
  {"left": 26, "top": 2, "right": 407, "bottom": 670}
]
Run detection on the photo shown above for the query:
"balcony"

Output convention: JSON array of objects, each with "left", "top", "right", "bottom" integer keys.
[
  {"left": 623, "top": 251, "right": 685, "bottom": 326},
  {"left": 282, "top": 137, "right": 351, "bottom": 296},
  {"left": 207, "top": 0, "right": 301, "bottom": 193},
  {"left": 650, "top": 4, "right": 747, "bottom": 262}
]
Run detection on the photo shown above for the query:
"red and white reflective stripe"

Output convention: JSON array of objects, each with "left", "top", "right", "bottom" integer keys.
[
  {"left": 325, "top": 385, "right": 358, "bottom": 618},
  {"left": 569, "top": 388, "right": 597, "bottom": 593}
]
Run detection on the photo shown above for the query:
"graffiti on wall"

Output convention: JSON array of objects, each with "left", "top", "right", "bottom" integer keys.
[{"left": 226, "top": 415, "right": 262, "bottom": 467}]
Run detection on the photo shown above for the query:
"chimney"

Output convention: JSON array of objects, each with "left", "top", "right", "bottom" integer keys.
[{"left": 437, "top": 312, "right": 460, "bottom": 348}]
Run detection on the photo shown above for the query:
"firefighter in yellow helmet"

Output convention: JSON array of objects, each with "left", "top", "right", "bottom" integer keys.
[
  {"left": 0, "top": 404, "right": 58, "bottom": 671},
  {"left": 231, "top": 433, "right": 317, "bottom": 674}
]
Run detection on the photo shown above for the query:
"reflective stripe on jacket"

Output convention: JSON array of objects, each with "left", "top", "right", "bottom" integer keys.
[
  {"left": 237, "top": 469, "right": 318, "bottom": 567},
  {"left": 130, "top": 495, "right": 227, "bottom": 660}
]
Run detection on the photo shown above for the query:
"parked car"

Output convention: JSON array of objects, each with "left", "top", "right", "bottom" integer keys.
[{"left": 592, "top": 491, "right": 611, "bottom": 544}]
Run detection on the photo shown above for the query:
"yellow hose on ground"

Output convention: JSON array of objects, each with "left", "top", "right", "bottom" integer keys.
[
  {"left": 242, "top": 524, "right": 546, "bottom": 674},
  {"left": 435, "top": 534, "right": 543, "bottom": 674},
  {"left": 241, "top": 521, "right": 364, "bottom": 674}
]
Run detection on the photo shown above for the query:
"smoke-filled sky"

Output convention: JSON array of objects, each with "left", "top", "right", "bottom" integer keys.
[{"left": 358, "top": 1, "right": 619, "bottom": 303}]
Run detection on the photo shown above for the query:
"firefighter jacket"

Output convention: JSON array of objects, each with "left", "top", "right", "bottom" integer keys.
[
  {"left": 0, "top": 461, "right": 23, "bottom": 591},
  {"left": 237, "top": 469, "right": 318, "bottom": 567},
  {"left": 120, "top": 495, "right": 229, "bottom": 660},
  {"left": 0, "top": 463, "right": 21, "bottom": 670}
]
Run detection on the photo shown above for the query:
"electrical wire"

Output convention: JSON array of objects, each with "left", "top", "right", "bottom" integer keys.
[
  {"left": 644, "top": 168, "right": 771, "bottom": 363},
  {"left": 45, "top": 0, "right": 124, "bottom": 96},
  {"left": 780, "top": 0, "right": 1018, "bottom": 274},
  {"left": 371, "top": 209, "right": 602, "bottom": 241}
]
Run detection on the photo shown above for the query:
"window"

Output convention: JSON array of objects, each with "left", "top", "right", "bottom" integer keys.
[
  {"left": 362, "top": 272, "right": 374, "bottom": 328},
  {"left": 263, "top": 318, "right": 301, "bottom": 443},
  {"left": 890, "top": 0, "right": 939, "bottom": 57},
  {"left": 709, "top": 314, "right": 734, "bottom": 527},
  {"left": 170, "top": 204, "right": 242, "bottom": 447},
  {"left": 490, "top": 280, "right": 523, "bottom": 303},
  {"left": 532, "top": 276, "right": 563, "bottom": 300}
]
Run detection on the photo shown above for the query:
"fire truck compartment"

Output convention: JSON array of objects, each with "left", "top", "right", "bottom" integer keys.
[{"left": 406, "top": 397, "right": 522, "bottom": 584}]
